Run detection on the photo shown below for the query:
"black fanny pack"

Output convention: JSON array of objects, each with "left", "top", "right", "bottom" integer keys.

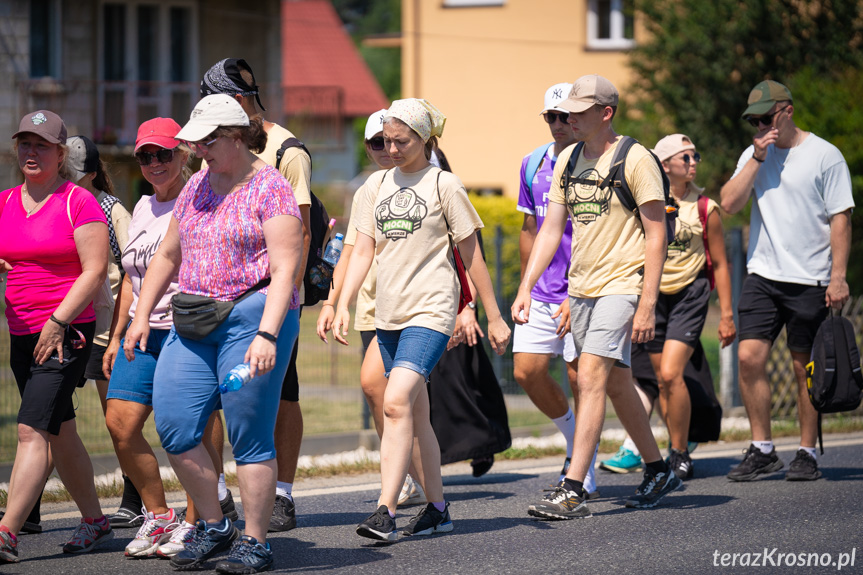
[{"left": 170, "top": 278, "right": 271, "bottom": 341}]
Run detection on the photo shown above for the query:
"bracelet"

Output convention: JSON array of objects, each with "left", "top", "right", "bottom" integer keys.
[
  {"left": 751, "top": 154, "right": 765, "bottom": 163},
  {"left": 467, "top": 301, "right": 477, "bottom": 310},
  {"left": 49, "top": 314, "right": 69, "bottom": 329},
  {"left": 256, "top": 330, "right": 277, "bottom": 343}
]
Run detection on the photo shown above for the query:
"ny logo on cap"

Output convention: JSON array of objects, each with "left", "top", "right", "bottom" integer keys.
[
  {"left": 31, "top": 113, "right": 47, "bottom": 125},
  {"left": 553, "top": 88, "right": 563, "bottom": 99}
]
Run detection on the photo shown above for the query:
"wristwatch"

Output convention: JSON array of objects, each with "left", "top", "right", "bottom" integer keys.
[{"left": 467, "top": 301, "right": 477, "bottom": 310}]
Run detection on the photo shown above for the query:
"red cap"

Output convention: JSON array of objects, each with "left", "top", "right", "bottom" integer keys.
[{"left": 135, "top": 118, "right": 181, "bottom": 152}]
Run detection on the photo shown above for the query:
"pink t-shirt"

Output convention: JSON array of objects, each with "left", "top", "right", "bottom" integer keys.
[
  {"left": 0, "top": 181, "right": 107, "bottom": 335},
  {"left": 173, "top": 164, "right": 301, "bottom": 307},
  {"left": 122, "top": 195, "right": 180, "bottom": 329}
]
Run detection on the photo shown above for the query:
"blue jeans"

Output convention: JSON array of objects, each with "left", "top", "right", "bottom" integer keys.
[
  {"left": 376, "top": 326, "right": 449, "bottom": 380},
  {"left": 106, "top": 328, "right": 171, "bottom": 406}
]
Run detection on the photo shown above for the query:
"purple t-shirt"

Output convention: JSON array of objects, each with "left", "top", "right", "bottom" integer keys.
[{"left": 517, "top": 145, "right": 572, "bottom": 304}]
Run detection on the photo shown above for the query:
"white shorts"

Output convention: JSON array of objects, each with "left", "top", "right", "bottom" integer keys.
[{"left": 513, "top": 298, "right": 577, "bottom": 363}]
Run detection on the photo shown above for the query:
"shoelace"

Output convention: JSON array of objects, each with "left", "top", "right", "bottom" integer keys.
[
  {"left": 164, "top": 522, "right": 195, "bottom": 544},
  {"left": 134, "top": 512, "right": 168, "bottom": 539},
  {"left": 637, "top": 474, "right": 658, "bottom": 495},
  {"left": 228, "top": 539, "right": 267, "bottom": 563},
  {"left": 544, "top": 486, "right": 570, "bottom": 504},
  {"left": 68, "top": 521, "right": 99, "bottom": 547}
]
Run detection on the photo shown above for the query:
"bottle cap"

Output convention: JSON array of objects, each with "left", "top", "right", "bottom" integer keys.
[{"left": 335, "top": 233, "right": 344, "bottom": 240}]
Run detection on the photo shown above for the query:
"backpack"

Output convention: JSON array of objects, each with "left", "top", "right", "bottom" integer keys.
[
  {"left": 525, "top": 143, "right": 553, "bottom": 194},
  {"left": 696, "top": 195, "right": 715, "bottom": 290},
  {"left": 275, "top": 137, "right": 331, "bottom": 307},
  {"left": 805, "top": 312, "right": 863, "bottom": 453},
  {"left": 563, "top": 136, "right": 678, "bottom": 244}
]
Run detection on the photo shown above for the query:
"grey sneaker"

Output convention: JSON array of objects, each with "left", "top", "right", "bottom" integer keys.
[
  {"left": 268, "top": 494, "right": 296, "bottom": 532},
  {"left": 625, "top": 470, "right": 682, "bottom": 508},
  {"left": 356, "top": 505, "right": 397, "bottom": 542},
  {"left": 170, "top": 519, "right": 239, "bottom": 570},
  {"left": 401, "top": 503, "right": 453, "bottom": 536},
  {"left": 0, "top": 530, "right": 19, "bottom": 563},
  {"left": 528, "top": 484, "right": 592, "bottom": 520},
  {"left": 62, "top": 517, "right": 114, "bottom": 553},
  {"left": 727, "top": 445, "right": 784, "bottom": 482},
  {"left": 785, "top": 449, "right": 822, "bottom": 481},
  {"left": 215, "top": 535, "right": 274, "bottom": 574}
]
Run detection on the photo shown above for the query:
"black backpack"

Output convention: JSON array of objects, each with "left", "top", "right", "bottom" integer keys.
[
  {"left": 563, "top": 136, "right": 679, "bottom": 244},
  {"left": 276, "top": 137, "right": 332, "bottom": 306},
  {"left": 805, "top": 312, "right": 863, "bottom": 453}
]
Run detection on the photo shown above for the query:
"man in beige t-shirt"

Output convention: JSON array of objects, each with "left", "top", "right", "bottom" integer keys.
[{"left": 513, "top": 74, "right": 681, "bottom": 518}]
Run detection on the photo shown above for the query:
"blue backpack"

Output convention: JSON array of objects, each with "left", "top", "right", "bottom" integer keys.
[{"left": 524, "top": 143, "right": 553, "bottom": 194}]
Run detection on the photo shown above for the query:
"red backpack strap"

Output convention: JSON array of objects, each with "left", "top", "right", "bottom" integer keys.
[{"left": 698, "top": 195, "right": 715, "bottom": 290}]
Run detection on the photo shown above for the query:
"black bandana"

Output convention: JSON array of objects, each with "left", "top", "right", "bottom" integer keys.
[{"left": 201, "top": 58, "right": 266, "bottom": 111}]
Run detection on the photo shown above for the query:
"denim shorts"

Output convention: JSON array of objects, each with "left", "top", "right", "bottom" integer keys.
[
  {"left": 106, "top": 328, "right": 171, "bottom": 406},
  {"left": 376, "top": 326, "right": 450, "bottom": 380}
]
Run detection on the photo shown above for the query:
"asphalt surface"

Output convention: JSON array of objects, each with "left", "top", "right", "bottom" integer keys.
[{"left": 5, "top": 433, "right": 862, "bottom": 574}]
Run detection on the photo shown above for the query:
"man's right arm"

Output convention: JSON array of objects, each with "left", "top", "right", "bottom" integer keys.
[
  {"left": 721, "top": 128, "right": 777, "bottom": 214},
  {"left": 519, "top": 214, "right": 537, "bottom": 279}
]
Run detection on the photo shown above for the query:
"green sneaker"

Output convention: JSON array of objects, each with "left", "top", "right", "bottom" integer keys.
[{"left": 599, "top": 446, "right": 643, "bottom": 474}]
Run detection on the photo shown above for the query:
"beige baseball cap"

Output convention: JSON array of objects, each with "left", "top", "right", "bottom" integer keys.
[
  {"left": 653, "top": 134, "right": 695, "bottom": 162},
  {"left": 557, "top": 75, "right": 619, "bottom": 114},
  {"left": 742, "top": 80, "right": 792, "bottom": 118},
  {"left": 175, "top": 94, "right": 249, "bottom": 142}
]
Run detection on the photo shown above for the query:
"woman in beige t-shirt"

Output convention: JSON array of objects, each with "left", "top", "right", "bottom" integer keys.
[{"left": 332, "top": 99, "right": 510, "bottom": 541}]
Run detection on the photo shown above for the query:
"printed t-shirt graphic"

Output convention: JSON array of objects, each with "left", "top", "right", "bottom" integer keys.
[
  {"left": 375, "top": 186, "right": 429, "bottom": 240},
  {"left": 661, "top": 189, "right": 719, "bottom": 295}
]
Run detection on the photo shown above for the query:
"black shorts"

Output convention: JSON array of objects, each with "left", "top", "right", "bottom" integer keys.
[
  {"left": 360, "top": 330, "right": 376, "bottom": 356},
  {"left": 630, "top": 343, "right": 659, "bottom": 401},
  {"left": 644, "top": 276, "right": 710, "bottom": 354},
  {"left": 738, "top": 274, "right": 828, "bottom": 353},
  {"left": 280, "top": 338, "right": 300, "bottom": 402},
  {"left": 10, "top": 321, "right": 96, "bottom": 435},
  {"left": 82, "top": 342, "right": 108, "bottom": 382}
]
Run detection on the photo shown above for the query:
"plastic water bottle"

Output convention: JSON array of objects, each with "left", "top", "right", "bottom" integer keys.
[
  {"left": 220, "top": 363, "right": 251, "bottom": 393},
  {"left": 322, "top": 233, "right": 344, "bottom": 267}
]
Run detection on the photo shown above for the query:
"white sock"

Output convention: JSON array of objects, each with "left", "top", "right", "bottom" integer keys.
[
  {"left": 623, "top": 436, "right": 640, "bottom": 457},
  {"left": 583, "top": 444, "right": 599, "bottom": 493},
  {"left": 752, "top": 441, "right": 774, "bottom": 454},
  {"left": 552, "top": 409, "right": 576, "bottom": 459},
  {"left": 218, "top": 473, "right": 228, "bottom": 501},
  {"left": 799, "top": 446, "right": 817, "bottom": 459},
  {"left": 276, "top": 481, "right": 293, "bottom": 500}
]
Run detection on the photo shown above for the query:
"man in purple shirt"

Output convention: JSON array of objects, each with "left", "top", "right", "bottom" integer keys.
[{"left": 513, "top": 83, "right": 598, "bottom": 495}]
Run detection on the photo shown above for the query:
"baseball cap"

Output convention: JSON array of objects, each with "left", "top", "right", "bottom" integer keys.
[
  {"left": 66, "top": 136, "right": 100, "bottom": 183},
  {"left": 557, "top": 75, "right": 619, "bottom": 114},
  {"left": 201, "top": 58, "right": 266, "bottom": 112},
  {"left": 175, "top": 95, "right": 249, "bottom": 143},
  {"left": 541, "top": 83, "right": 573, "bottom": 114},
  {"left": 13, "top": 110, "right": 67, "bottom": 143},
  {"left": 742, "top": 80, "right": 792, "bottom": 118},
  {"left": 653, "top": 134, "right": 695, "bottom": 162},
  {"left": 135, "top": 118, "right": 182, "bottom": 152},
  {"left": 365, "top": 109, "right": 387, "bottom": 140}
]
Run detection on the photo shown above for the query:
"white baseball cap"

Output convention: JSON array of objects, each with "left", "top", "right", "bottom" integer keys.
[
  {"left": 541, "top": 83, "right": 573, "bottom": 114},
  {"left": 175, "top": 94, "right": 249, "bottom": 142},
  {"left": 364, "top": 109, "right": 387, "bottom": 141}
]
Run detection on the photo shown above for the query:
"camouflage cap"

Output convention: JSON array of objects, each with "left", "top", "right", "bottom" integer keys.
[{"left": 742, "top": 80, "right": 792, "bottom": 118}]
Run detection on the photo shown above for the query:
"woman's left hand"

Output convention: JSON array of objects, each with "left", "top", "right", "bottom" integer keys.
[
  {"left": 452, "top": 307, "right": 484, "bottom": 349},
  {"left": 245, "top": 335, "right": 277, "bottom": 378},
  {"left": 487, "top": 316, "right": 512, "bottom": 356},
  {"left": 35, "top": 318, "right": 66, "bottom": 364}
]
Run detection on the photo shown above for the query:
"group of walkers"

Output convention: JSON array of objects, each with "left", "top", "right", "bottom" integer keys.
[{"left": 0, "top": 64, "right": 853, "bottom": 574}]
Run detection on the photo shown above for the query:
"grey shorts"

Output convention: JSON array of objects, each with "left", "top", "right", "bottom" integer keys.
[{"left": 569, "top": 295, "right": 638, "bottom": 368}]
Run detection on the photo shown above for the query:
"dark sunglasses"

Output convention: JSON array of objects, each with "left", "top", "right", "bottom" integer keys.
[
  {"left": 682, "top": 152, "right": 702, "bottom": 164},
  {"left": 135, "top": 148, "right": 175, "bottom": 166},
  {"left": 543, "top": 111, "right": 570, "bottom": 124},
  {"left": 368, "top": 136, "right": 385, "bottom": 151},
  {"left": 745, "top": 104, "right": 790, "bottom": 128}
]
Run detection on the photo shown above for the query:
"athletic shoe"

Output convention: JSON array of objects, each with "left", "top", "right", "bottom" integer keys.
[
  {"left": 668, "top": 449, "right": 694, "bottom": 480},
  {"left": 557, "top": 456, "right": 572, "bottom": 483},
  {"left": 727, "top": 445, "right": 784, "bottom": 482},
  {"left": 125, "top": 508, "right": 175, "bottom": 558},
  {"left": 0, "top": 531, "right": 18, "bottom": 563},
  {"left": 177, "top": 491, "right": 240, "bottom": 524},
  {"left": 785, "top": 449, "right": 822, "bottom": 481},
  {"left": 356, "top": 505, "right": 397, "bottom": 542},
  {"left": 401, "top": 503, "right": 454, "bottom": 536},
  {"left": 62, "top": 517, "right": 114, "bottom": 553},
  {"left": 528, "top": 484, "right": 592, "bottom": 520},
  {"left": 625, "top": 470, "right": 683, "bottom": 508},
  {"left": 268, "top": 494, "right": 296, "bottom": 532},
  {"left": 398, "top": 474, "right": 427, "bottom": 507},
  {"left": 541, "top": 484, "right": 600, "bottom": 500},
  {"left": 108, "top": 506, "right": 144, "bottom": 529},
  {"left": 156, "top": 521, "right": 196, "bottom": 558},
  {"left": 170, "top": 519, "right": 239, "bottom": 570},
  {"left": 0, "top": 511, "right": 41, "bottom": 535},
  {"left": 215, "top": 535, "right": 274, "bottom": 574},
  {"left": 599, "top": 446, "right": 643, "bottom": 474}
]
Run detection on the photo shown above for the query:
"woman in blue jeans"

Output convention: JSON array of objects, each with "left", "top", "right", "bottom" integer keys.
[{"left": 332, "top": 98, "right": 510, "bottom": 541}]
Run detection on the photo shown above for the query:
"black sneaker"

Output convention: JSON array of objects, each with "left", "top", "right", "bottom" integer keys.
[
  {"left": 0, "top": 511, "right": 41, "bottom": 535},
  {"left": 785, "top": 449, "right": 822, "bottom": 481},
  {"left": 727, "top": 445, "right": 784, "bottom": 482},
  {"left": 108, "top": 506, "right": 144, "bottom": 529},
  {"left": 668, "top": 448, "right": 694, "bottom": 480},
  {"left": 356, "top": 505, "right": 397, "bottom": 542},
  {"left": 215, "top": 535, "right": 274, "bottom": 574},
  {"left": 170, "top": 519, "right": 239, "bottom": 570},
  {"left": 220, "top": 491, "right": 240, "bottom": 522},
  {"left": 268, "top": 494, "right": 296, "bottom": 532},
  {"left": 528, "top": 484, "right": 592, "bottom": 520},
  {"left": 625, "top": 470, "right": 682, "bottom": 508},
  {"left": 401, "top": 503, "right": 454, "bottom": 536},
  {"left": 0, "top": 530, "right": 18, "bottom": 563}
]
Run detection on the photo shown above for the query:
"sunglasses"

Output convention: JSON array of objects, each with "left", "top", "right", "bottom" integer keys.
[
  {"left": 543, "top": 111, "right": 570, "bottom": 124},
  {"left": 183, "top": 136, "right": 220, "bottom": 154},
  {"left": 745, "top": 104, "right": 790, "bottom": 128},
  {"left": 135, "top": 148, "right": 175, "bottom": 166},
  {"left": 368, "top": 136, "right": 385, "bottom": 151},
  {"left": 682, "top": 152, "right": 702, "bottom": 164}
]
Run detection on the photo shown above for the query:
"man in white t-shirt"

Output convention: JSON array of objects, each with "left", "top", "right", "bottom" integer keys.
[{"left": 720, "top": 80, "right": 854, "bottom": 482}]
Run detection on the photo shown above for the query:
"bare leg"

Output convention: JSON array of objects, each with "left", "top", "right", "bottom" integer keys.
[
  {"left": 650, "top": 340, "right": 695, "bottom": 451},
  {"left": 792, "top": 351, "right": 818, "bottom": 448},
  {"left": 208, "top": 411, "right": 225, "bottom": 476},
  {"left": 513, "top": 353, "right": 571, "bottom": 418},
  {"left": 236, "top": 460, "right": 276, "bottom": 543},
  {"left": 186, "top": 413, "right": 219, "bottom": 524},
  {"left": 606, "top": 366, "right": 662, "bottom": 464},
  {"left": 565, "top": 353, "right": 614, "bottom": 484},
  {"left": 0, "top": 425, "right": 53, "bottom": 533},
  {"left": 737, "top": 339, "right": 774, "bottom": 441},
  {"left": 402, "top": 383, "right": 443, "bottom": 503},
  {"left": 50, "top": 419, "right": 103, "bottom": 518},
  {"left": 167, "top": 444, "right": 221, "bottom": 524}
]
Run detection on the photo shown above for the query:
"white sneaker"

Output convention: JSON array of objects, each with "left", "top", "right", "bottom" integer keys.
[
  {"left": 155, "top": 520, "right": 195, "bottom": 558},
  {"left": 398, "top": 474, "right": 427, "bottom": 506},
  {"left": 124, "top": 508, "right": 175, "bottom": 558}
]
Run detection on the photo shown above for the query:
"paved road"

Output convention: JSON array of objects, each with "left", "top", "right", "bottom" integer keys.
[{"left": 6, "top": 433, "right": 863, "bottom": 574}]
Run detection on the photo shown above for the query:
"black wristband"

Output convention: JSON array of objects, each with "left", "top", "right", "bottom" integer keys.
[
  {"left": 50, "top": 314, "right": 69, "bottom": 329},
  {"left": 256, "top": 330, "right": 277, "bottom": 343},
  {"left": 751, "top": 154, "right": 765, "bottom": 163}
]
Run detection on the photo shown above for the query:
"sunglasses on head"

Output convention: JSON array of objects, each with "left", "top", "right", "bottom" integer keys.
[
  {"left": 745, "top": 104, "right": 790, "bottom": 128},
  {"left": 543, "top": 111, "right": 570, "bottom": 124},
  {"left": 135, "top": 148, "right": 175, "bottom": 166},
  {"left": 682, "top": 152, "right": 701, "bottom": 164},
  {"left": 368, "top": 136, "right": 385, "bottom": 151}
]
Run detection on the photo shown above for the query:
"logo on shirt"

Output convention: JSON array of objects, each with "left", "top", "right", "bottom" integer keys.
[
  {"left": 375, "top": 187, "right": 428, "bottom": 240},
  {"left": 668, "top": 221, "right": 693, "bottom": 253},
  {"left": 565, "top": 168, "right": 612, "bottom": 225}
]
